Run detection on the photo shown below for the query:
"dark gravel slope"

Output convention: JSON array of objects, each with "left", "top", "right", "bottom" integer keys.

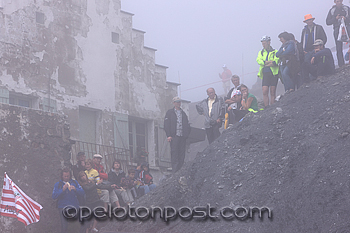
[{"left": 102, "top": 66, "right": 350, "bottom": 233}]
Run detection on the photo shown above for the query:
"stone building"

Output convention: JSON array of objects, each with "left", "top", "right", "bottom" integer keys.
[{"left": 0, "top": 0, "right": 192, "bottom": 180}]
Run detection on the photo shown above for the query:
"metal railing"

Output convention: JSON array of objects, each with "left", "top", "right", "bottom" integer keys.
[{"left": 71, "top": 140, "right": 131, "bottom": 172}]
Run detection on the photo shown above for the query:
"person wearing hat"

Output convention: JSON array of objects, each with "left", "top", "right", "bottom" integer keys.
[
  {"left": 219, "top": 64, "right": 232, "bottom": 95},
  {"left": 92, "top": 154, "right": 108, "bottom": 180},
  {"left": 326, "top": 0, "right": 350, "bottom": 67},
  {"left": 164, "top": 97, "right": 191, "bottom": 173},
  {"left": 301, "top": 14, "right": 327, "bottom": 58},
  {"left": 256, "top": 35, "right": 279, "bottom": 107},
  {"left": 301, "top": 39, "right": 335, "bottom": 81}
]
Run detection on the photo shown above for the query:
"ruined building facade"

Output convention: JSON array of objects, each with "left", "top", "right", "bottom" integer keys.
[{"left": 0, "top": 0, "right": 184, "bottom": 177}]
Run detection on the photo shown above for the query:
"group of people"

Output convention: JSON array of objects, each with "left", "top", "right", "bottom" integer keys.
[
  {"left": 258, "top": 0, "right": 350, "bottom": 105},
  {"left": 196, "top": 75, "right": 258, "bottom": 143},
  {"left": 52, "top": 152, "right": 156, "bottom": 233}
]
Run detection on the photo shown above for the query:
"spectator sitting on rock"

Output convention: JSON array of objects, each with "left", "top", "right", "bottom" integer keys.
[
  {"left": 138, "top": 162, "right": 156, "bottom": 195},
  {"left": 238, "top": 84, "right": 258, "bottom": 112},
  {"left": 121, "top": 169, "right": 138, "bottom": 203},
  {"left": 85, "top": 159, "right": 121, "bottom": 209},
  {"left": 72, "top": 151, "right": 86, "bottom": 180},
  {"left": 92, "top": 154, "right": 108, "bottom": 181},
  {"left": 226, "top": 90, "right": 243, "bottom": 124},
  {"left": 301, "top": 39, "right": 335, "bottom": 81},
  {"left": 108, "top": 160, "right": 133, "bottom": 205},
  {"left": 77, "top": 171, "right": 103, "bottom": 233}
]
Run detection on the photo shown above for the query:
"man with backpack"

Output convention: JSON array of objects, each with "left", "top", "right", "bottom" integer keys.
[
  {"left": 52, "top": 167, "right": 85, "bottom": 233},
  {"left": 326, "top": 0, "right": 350, "bottom": 67}
]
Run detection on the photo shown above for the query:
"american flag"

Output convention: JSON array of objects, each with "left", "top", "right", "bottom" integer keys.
[{"left": 0, "top": 172, "right": 43, "bottom": 226}]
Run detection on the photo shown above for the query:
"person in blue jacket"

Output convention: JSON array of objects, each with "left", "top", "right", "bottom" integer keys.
[
  {"left": 276, "top": 32, "right": 300, "bottom": 93},
  {"left": 301, "top": 39, "right": 335, "bottom": 81},
  {"left": 52, "top": 167, "right": 85, "bottom": 233}
]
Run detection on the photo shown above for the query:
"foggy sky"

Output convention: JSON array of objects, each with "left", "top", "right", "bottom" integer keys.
[{"left": 121, "top": 0, "right": 349, "bottom": 102}]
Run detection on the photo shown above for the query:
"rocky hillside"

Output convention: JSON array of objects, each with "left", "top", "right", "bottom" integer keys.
[{"left": 102, "top": 65, "right": 350, "bottom": 233}]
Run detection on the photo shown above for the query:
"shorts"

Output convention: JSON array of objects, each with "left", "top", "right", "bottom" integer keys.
[
  {"left": 99, "top": 189, "right": 119, "bottom": 203},
  {"left": 262, "top": 72, "right": 278, "bottom": 87}
]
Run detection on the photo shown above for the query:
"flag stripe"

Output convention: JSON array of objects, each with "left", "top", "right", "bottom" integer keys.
[{"left": 0, "top": 173, "right": 42, "bottom": 226}]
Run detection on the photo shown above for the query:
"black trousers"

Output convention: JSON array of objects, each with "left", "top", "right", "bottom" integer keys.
[
  {"left": 205, "top": 124, "right": 221, "bottom": 144},
  {"left": 170, "top": 136, "right": 186, "bottom": 173}
]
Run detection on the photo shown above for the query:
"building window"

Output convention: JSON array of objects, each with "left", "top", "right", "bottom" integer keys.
[
  {"left": 42, "top": 98, "right": 57, "bottom": 112},
  {"left": 111, "top": 32, "right": 119, "bottom": 44},
  {"left": 36, "top": 12, "right": 45, "bottom": 24},
  {"left": 0, "top": 87, "right": 9, "bottom": 104},
  {"left": 9, "top": 93, "right": 34, "bottom": 108},
  {"left": 128, "top": 120, "right": 147, "bottom": 160}
]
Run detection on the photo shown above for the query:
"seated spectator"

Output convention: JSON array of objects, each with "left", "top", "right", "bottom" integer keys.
[
  {"left": 77, "top": 171, "right": 103, "bottom": 233},
  {"left": 120, "top": 169, "right": 138, "bottom": 203},
  {"left": 302, "top": 39, "right": 335, "bottom": 81},
  {"left": 108, "top": 160, "right": 133, "bottom": 205},
  {"left": 85, "top": 159, "right": 121, "bottom": 208},
  {"left": 138, "top": 162, "right": 156, "bottom": 195},
  {"left": 72, "top": 151, "right": 86, "bottom": 180},
  {"left": 238, "top": 84, "right": 258, "bottom": 112},
  {"left": 226, "top": 90, "right": 244, "bottom": 124},
  {"left": 92, "top": 154, "right": 108, "bottom": 181},
  {"left": 276, "top": 32, "right": 300, "bottom": 93},
  {"left": 52, "top": 167, "right": 85, "bottom": 233}
]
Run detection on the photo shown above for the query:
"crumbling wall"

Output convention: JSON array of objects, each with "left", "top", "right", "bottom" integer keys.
[{"left": 0, "top": 103, "right": 73, "bottom": 233}]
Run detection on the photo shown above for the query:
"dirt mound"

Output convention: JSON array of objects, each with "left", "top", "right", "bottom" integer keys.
[{"left": 102, "top": 66, "right": 350, "bottom": 233}]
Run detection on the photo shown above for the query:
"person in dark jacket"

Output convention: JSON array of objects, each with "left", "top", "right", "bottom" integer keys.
[
  {"left": 164, "top": 96, "right": 191, "bottom": 173},
  {"left": 276, "top": 32, "right": 300, "bottom": 93},
  {"left": 302, "top": 39, "right": 335, "bottom": 81},
  {"left": 77, "top": 171, "right": 103, "bottom": 233},
  {"left": 301, "top": 14, "right": 327, "bottom": 56},
  {"left": 72, "top": 151, "right": 86, "bottom": 180},
  {"left": 326, "top": 0, "right": 350, "bottom": 67},
  {"left": 196, "top": 88, "right": 225, "bottom": 144},
  {"left": 108, "top": 160, "right": 133, "bottom": 205}
]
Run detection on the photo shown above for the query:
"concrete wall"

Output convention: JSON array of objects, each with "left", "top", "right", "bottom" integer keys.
[
  {"left": 0, "top": 103, "right": 72, "bottom": 233},
  {"left": 0, "top": 0, "right": 180, "bottom": 170}
]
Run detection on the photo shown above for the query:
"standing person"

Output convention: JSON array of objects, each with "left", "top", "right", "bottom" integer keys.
[
  {"left": 301, "top": 39, "right": 335, "bottom": 80},
  {"left": 77, "top": 171, "right": 103, "bottom": 233},
  {"left": 276, "top": 32, "right": 299, "bottom": 93},
  {"left": 301, "top": 14, "right": 328, "bottom": 61},
  {"left": 219, "top": 64, "right": 232, "bottom": 95},
  {"left": 164, "top": 96, "right": 191, "bottom": 173},
  {"left": 52, "top": 167, "right": 85, "bottom": 233},
  {"left": 256, "top": 35, "right": 279, "bottom": 107},
  {"left": 196, "top": 88, "right": 225, "bottom": 144},
  {"left": 72, "top": 151, "right": 86, "bottom": 180},
  {"left": 326, "top": 0, "right": 350, "bottom": 67}
]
